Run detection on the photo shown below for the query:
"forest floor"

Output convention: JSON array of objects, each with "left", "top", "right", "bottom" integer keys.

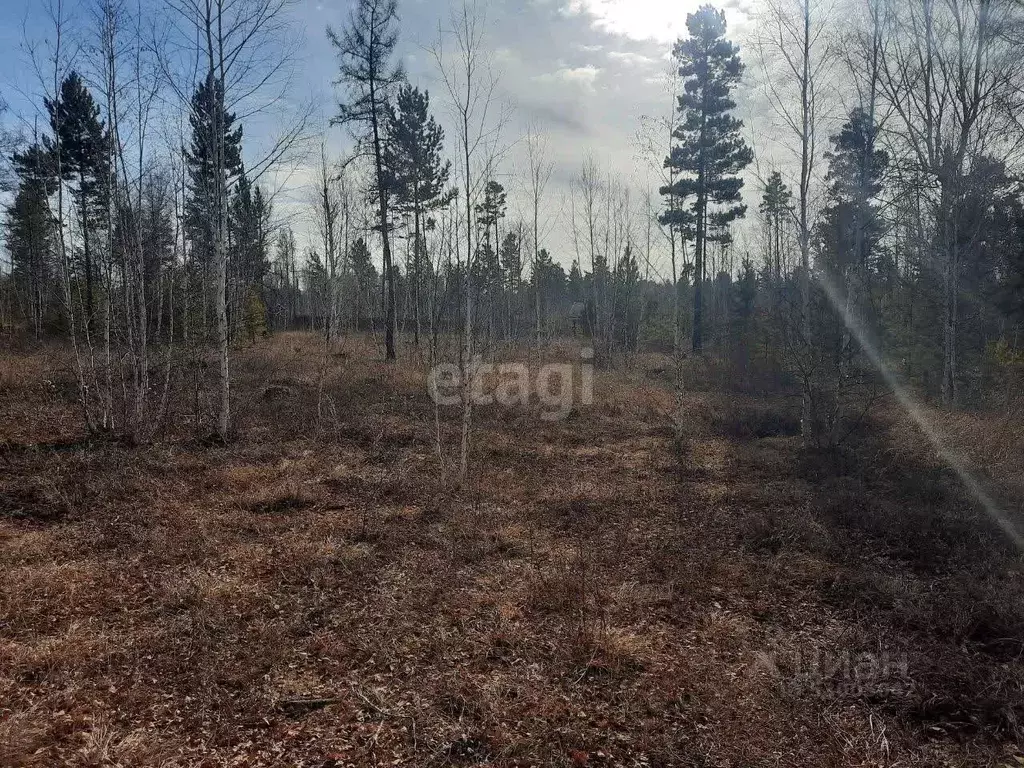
[{"left": 2, "top": 332, "right": 1024, "bottom": 767}]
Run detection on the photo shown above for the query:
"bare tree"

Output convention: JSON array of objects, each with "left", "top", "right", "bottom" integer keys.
[
  {"left": 162, "top": 0, "right": 303, "bottom": 439},
  {"left": 637, "top": 59, "right": 685, "bottom": 363},
  {"left": 524, "top": 124, "right": 552, "bottom": 347},
  {"left": 878, "top": 0, "right": 1023, "bottom": 406},
  {"left": 310, "top": 141, "right": 345, "bottom": 343},
  {"left": 28, "top": 0, "right": 101, "bottom": 431},
  {"left": 431, "top": 0, "right": 505, "bottom": 483},
  {"left": 571, "top": 156, "right": 604, "bottom": 356},
  {"left": 755, "top": 0, "right": 837, "bottom": 439}
]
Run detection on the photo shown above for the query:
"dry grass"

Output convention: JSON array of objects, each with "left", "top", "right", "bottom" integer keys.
[{"left": 1, "top": 332, "right": 1023, "bottom": 766}]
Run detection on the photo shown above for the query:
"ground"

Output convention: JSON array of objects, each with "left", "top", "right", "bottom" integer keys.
[{"left": 1, "top": 332, "right": 1023, "bottom": 767}]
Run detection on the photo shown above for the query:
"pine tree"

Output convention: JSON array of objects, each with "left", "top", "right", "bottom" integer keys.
[
  {"left": 661, "top": 5, "right": 753, "bottom": 354},
  {"left": 383, "top": 84, "right": 454, "bottom": 345},
  {"left": 329, "top": 0, "right": 403, "bottom": 359},
  {"left": 475, "top": 180, "right": 507, "bottom": 251},
  {"left": 499, "top": 232, "right": 521, "bottom": 293},
  {"left": 229, "top": 173, "right": 271, "bottom": 301},
  {"left": 474, "top": 181, "right": 507, "bottom": 338},
  {"left": 7, "top": 144, "right": 58, "bottom": 336},
  {"left": 184, "top": 75, "right": 243, "bottom": 278},
  {"left": 759, "top": 171, "right": 792, "bottom": 283},
  {"left": 816, "top": 108, "right": 888, "bottom": 293},
  {"left": 44, "top": 71, "right": 108, "bottom": 329},
  {"left": 349, "top": 236, "right": 378, "bottom": 329}
]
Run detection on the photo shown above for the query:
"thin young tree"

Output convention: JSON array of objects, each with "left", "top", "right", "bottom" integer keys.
[
  {"left": 754, "top": 0, "right": 834, "bottom": 436},
  {"left": 328, "top": 0, "right": 404, "bottom": 361},
  {"left": 162, "top": 0, "right": 302, "bottom": 439},
  {"left": 524, "top": 125, "right": 552, "bottom": 347},
  {"left": 637, "top": 57, "right": 685, "bottom": 364},
  {"left": 431, "top": 0, "right": 505, "bottom": 483},
  {"left": 310, "top": 142, "right": 343, "bottom": 343}
]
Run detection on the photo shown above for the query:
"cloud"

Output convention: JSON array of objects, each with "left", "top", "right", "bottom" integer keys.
[
  {"left": 562, "top": 0, "right": 755, "bottom": 43},
  {"left": 607, "top": 50, "right": 655, "bottom": 67},
  {"left": 534, "top": 65, "right": 602, "bottom": 90},
  {"left": 562, "top": 0, "right": 691, "bottom": 43},
  {"left": 519, "top": 101, "right": 591, "bottom": 136}
]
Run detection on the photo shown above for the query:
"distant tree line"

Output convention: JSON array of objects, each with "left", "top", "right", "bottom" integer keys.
[{"left": 2, "top": 0, "right": 1024, "bottom": 452}]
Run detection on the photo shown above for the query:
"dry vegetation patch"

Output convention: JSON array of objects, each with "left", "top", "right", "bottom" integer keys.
[{"left": 1, "top": 334, "right": 1023, "bottom": 766}]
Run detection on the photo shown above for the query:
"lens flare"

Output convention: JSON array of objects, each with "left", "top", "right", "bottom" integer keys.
[{"left": 815, "top": 271, "right": 1024, "bottom": 551}]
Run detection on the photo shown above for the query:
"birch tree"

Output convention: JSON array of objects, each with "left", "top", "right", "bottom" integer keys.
[
  {"left": 878, "top": 0, "right": 1023, "bottom": 406},
  {"left": 524, "top": 125, "right": 552, "bottom": 347},
  {"left": 163, "top": 0, "right": 301, "bottom": 439},
  {"left": 431, "top": 0, "right": 504, "bottom": 483},
  {"left": 755, "top": 0, "right": 836, "bottom": 438}
]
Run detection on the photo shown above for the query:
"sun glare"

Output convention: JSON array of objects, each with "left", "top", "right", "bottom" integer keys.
[{"left": 565, "top": 0, "right": 750, "bottom": 43}]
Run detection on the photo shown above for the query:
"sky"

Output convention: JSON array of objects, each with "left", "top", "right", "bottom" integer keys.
[{"left": 0, "top": 0, "right": 770, "bottom": 279}]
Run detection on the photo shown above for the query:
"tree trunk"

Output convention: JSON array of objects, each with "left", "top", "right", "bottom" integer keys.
[
  {"left": 369, "top": 80, "right": 396, "bottom": 361},
  {"left": 413, "top": 196, "right": 421, "bottom": 346},
  {"left": 798, "top": 0, "right": 812, "bottom": 442},
  {"left": 80, "top": 171, "right": 94, "bottom": 332}
]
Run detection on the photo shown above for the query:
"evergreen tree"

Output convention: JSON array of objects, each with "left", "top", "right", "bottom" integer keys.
[
  {"left": 383, "top": 84, "right": 453, "bottom": 345},
  {"left": 229, "top": 172, "right": 271, "bottom": 294},
  {"left": 6, "top": 144, "right": 58, "bottom": 336},
  {"left": 615, "top": 244, "right": 641, "bottom": 348},
  {"left": 733, "top": 256, "right": 757, "bottom": 323},
  {"left": 759, "top": 171, "right": 792, "bottom": 283},
  {"left": 349, "top": 236, "right": 378, "bottom": 329},
  {"left": 228, "top": 172, "right": 271, "bottom": 340},
  {"left": 44, "top": 71, "right": 108, "bottom": 328},
  {"left": 568, "top": 259, "right": 584, "bottom": 301},
  {"left": 994, "top": 194, "right": 1024, "bottom": 326},
  {"left": 475, "top": 180, "right": 507, "bottom": 250},
  {"left": 140, "top": 174, "right": 176, "bottom": 337},
  {"left": 474, "top": 181, "right": 507, "bottom": 338},
  {"left": 815, "top": 108, "right": 888, "bottom": 293},
  {"left": 499, "top": 232, "right": 521, "bottom": 292},
  {"left": 329, "top": 0, "right": 403, "bottom": 359},
  {"left": 661, "top": 5, "right": 753, "bottom": 353},
  {"left": 533, "top": 248, "right": 565, "bottom": 319},
  {"left": 472, "top": 240, "right": 501, "bottom": 286},
  {"left": 183, "top": 75, "right": 244, "bottom": 277}
]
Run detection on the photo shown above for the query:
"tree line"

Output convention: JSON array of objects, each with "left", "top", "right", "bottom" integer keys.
[{"left": 2, "top": 0, "right": 1024, "bottom": 453}]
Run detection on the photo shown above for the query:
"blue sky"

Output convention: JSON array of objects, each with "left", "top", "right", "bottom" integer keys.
[{"left": 1, "top": 0, "right": 763, "bottom": 275}]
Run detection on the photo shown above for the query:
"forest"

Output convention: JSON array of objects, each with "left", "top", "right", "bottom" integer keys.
[{"left": 2, "top": 0, "right": 1024, "bottom": 764}]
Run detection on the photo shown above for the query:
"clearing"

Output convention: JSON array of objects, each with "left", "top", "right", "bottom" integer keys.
[{"left": 2, "top": 333, "right": 1023, "bottom": 767}]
